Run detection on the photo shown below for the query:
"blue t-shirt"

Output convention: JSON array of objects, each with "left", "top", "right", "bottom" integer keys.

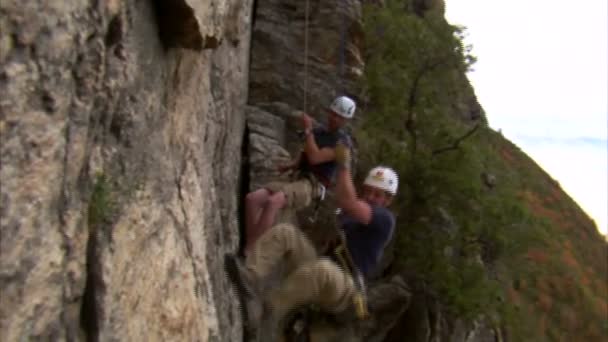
[
  {"left": 298, "top": 126, "right": 351, "bottom": 186},
  {"left": 339, "top": 206, "right": 395, "bottom": 278}
]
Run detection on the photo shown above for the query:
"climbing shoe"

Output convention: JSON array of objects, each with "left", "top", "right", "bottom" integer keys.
[{"left": 256, "top": 304, "right": 279, "bottom": 342}]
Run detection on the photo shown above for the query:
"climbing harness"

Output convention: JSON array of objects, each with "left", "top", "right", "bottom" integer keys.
[
  {"left": 288, "top": 165, "right": 327, "bottom": 224},
  {"left": 307, "top": 183, "right": 327, "bottom": 223}
]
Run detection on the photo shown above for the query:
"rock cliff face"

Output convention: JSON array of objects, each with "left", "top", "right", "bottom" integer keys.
[{"left": 1, "top": 0, "right": 252, "bottom": 340}]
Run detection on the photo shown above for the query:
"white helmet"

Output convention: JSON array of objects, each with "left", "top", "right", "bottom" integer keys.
[
  {"left": 364, "top": 166, "right": 399, "bottom": 195},
  {"left": 329, "top": 96, "right": 356, "bottom": 119}
]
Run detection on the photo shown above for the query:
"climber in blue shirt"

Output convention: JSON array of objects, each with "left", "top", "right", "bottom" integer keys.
[{"left": 338, "top": 194, "right": 395, "bottom": 278}]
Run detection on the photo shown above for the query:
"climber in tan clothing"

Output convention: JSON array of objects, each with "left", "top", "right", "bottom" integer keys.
[
  {"left": 227, "top": 142, "right": 398, "bottom": 340},
  {"left": 243, "top": 96, "right": 356, "bottom": 255}
]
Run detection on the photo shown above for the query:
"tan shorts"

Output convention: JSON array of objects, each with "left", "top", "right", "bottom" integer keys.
[{"left": 263, "top": 177, "right": 321, "bottom": 210}]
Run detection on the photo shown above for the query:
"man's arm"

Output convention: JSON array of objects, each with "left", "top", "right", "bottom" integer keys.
[
  {"left": 300, "top": 113, "right": 336, "bottom": 165},
  {"left": 303, "top": 130, "right": 335, "bottom": 164},
  {"left": 334, "top": 145, "right": 373, "bottom": 224}
]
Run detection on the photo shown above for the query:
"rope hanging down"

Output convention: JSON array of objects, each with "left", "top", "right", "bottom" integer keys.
[
  {"left": 303, "top": 0, "right": 349, "bottom": 111},
  {"left": 339, "top": 0, "right": 347, "bottom": 95},
  {"left": 303, "top": 0, "right": 310, "bottom": 114}
]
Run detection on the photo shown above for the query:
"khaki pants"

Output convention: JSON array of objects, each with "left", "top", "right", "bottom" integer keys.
[
  {"left": 246, "top": 223, "right": 356, "bottom": 321},
  {"left": 263, "top": 177, "right": 321, "bottom": 210}
]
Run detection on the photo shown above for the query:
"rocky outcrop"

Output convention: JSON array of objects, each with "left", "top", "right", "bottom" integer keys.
[
  {"left": 286, "top": 275, "right": 413, "bottom": 342},
  {"left": 1, "top": 0, "right": 252, "bottom": 340},
  {"left": 248, "top": 0, "right": 365, "bottom": 115},
  {"left": 384, "top": 291, "right": 502, "bottom": 342},
  {"left": 412, "top": 0, "right": 446, "bottom": 16}
]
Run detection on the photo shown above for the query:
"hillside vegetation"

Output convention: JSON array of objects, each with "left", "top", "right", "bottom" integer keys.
[{"left": 356, "top": 1, "right": 608, "bottom": 340}]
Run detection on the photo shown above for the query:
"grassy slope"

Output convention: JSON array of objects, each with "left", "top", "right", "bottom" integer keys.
[{"left": 492, "top": 134, "right": 607, "bottom": 341}]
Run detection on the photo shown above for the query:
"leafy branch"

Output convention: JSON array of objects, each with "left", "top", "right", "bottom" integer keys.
[{"left": 432, "top": 123, "right": 480, "bottom": 156}]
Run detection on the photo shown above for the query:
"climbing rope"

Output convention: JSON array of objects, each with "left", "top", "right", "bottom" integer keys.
[
  {"left": 303, "top": 1, "right": 349, "bottom": 110},
  {"left": 339, "top": 0, "right": 347, "bottom": 95},
  {"left": 304, "top": 0, "right": 310, "bottom": 114}
]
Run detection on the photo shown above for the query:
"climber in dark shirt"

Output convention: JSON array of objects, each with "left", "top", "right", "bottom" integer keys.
[
  {"left": 339, "top": 203, "right": 395, "bottom": 278},
  {"left": 243, "top": 96, "right": 355, "bottom": 255}
]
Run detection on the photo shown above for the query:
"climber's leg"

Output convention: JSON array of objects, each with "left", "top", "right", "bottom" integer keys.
[
  {"left": 251, "top": 191, "right": 287, "bottom": 245},
  {"left": 246, "top": 223, "right": 318, "bottom": 281},
  {"left": 245, "top": 188, "right": 272, "bottom": 252},
  {"left": 282, "top": 178, "right": 316, "bottom": 210},
  {"left": 267, "top": 258, "right": 356, "bottom": 322},
  {"left": 244, "top": 178, "right": 317, "bottom": 254},
  {"left": 263, "top": 178, "right": 316, "bottom": 210}
]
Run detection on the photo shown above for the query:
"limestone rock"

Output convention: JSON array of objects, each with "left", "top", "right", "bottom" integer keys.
[
  {"left": 1, "top": 0, "right": 253, "bottom": 340},
  {"left": 246, "top": 105, "right": 292, "bottom": 189},
  {"left": 155, "top": 0, "right": 247, "bottom": 50}
]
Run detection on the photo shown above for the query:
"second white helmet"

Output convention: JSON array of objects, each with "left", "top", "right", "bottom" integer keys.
[
  {"left": 329, "top": 96, "right": 356, "bottom": 119},
  {"left": 364, "top": 166, "right": 399, "bottom": 195}
]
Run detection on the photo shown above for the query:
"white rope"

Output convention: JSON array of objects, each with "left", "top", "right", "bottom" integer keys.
[{"left": 304, "top": 0, "right": 310, "bottom": 113}]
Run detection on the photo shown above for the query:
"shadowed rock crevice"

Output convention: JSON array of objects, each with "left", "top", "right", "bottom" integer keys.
[
  {"left": 80, "top": 229, "right": 101, "bottom": 342},
  {"left": 152, "top": 0, "right": 210, "bottom": 50},
  {"left": 238, "top": 125, "right": 251, "bottom": 256},
  {"left": 105, "top": 15, "right": 123, "bottom": 47}
]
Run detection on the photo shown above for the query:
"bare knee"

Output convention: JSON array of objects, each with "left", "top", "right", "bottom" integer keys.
[
  {"left": 267, "top": 191, "right": 287, "bottom": 209},
  {"left": 246, "top": 188, "right": 270, "bottom": 205}
]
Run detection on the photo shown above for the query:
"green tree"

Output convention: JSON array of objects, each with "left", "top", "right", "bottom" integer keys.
[{"left": 357, "top": 0, "right": 538, "bottom": 321}]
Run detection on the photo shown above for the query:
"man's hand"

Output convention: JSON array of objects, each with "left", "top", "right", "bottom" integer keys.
[
  {"left": 301, "top": 113, "right": 313, "bottom": 131},
  {"left": 334, "top": 142, "right": 351, "bottom": 170}
]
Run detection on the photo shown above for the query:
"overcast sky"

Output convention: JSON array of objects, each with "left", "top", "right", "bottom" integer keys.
[{"left": 444, "top": 0, "right": 608, "bottom": 235}]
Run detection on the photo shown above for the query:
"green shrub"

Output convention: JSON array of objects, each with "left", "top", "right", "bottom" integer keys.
[{"left": 88, "top": 173, "right": 115, "bottom": 227}]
